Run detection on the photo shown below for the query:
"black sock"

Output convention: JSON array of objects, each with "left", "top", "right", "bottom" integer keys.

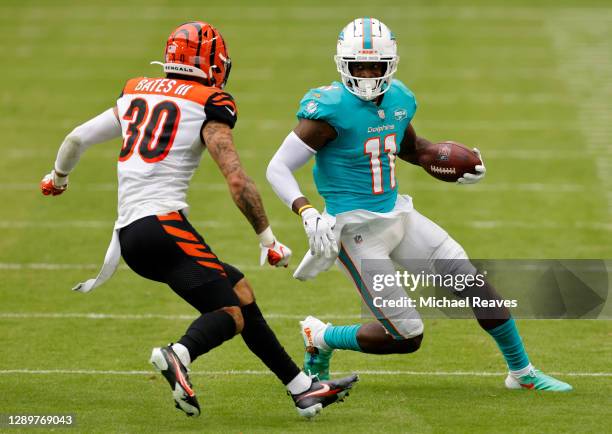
[
  {"left": 178, "top": 310, "right": 237, "bottom": 361},
  {"left": 462, "top": 281, "right": 511, "bottom": 331},
  {"left": 240, "top": 302, "right": 301, "bottom": 385}
]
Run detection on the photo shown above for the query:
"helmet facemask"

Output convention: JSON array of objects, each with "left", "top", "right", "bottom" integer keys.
[{"left": 334, "top": 57, "right": 399, "bottom": 100}]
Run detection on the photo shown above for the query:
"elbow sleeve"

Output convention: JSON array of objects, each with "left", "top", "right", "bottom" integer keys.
[{"left": 267, "top": 131, "right": 316, "bottom": 209}]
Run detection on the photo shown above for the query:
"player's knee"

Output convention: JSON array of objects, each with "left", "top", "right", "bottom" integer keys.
[
  {"left": 219, "top": 305, "right": 244, "bottom": 334},
  {"left": 432, "top": 237, "right": 480, "bottom": 293},
  {"left": 394, "top": 318, "right": 424, "bottom": 340},
  {"left": 433, "top": 238, "right": 470, "bottom": 268},
  {"left": 233, "top": 278, "right": 255, "bottom": 306}
]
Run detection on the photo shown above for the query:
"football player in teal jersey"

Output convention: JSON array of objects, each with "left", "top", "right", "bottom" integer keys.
[{"left": 267, "top": 17, "right": 572, "bottom": 392}]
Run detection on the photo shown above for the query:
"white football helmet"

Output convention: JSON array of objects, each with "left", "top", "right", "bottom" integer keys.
[{"left": 335, "top": 17, "right": 399, "bottom": 100}]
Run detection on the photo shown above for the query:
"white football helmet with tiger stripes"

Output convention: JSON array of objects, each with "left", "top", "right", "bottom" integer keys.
[{"left": 335, "top": 18, "right": 399, "bottom": 100}]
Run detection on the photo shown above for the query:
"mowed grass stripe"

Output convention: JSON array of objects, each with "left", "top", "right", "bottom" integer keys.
[
  {"left": 0, "top": 312, "right": 356, "bottom": 320},
  {"left": 0, "top": 220, "right": 609, "bottom": 230},
  {"left": 3, "top": 182, "right": 597, "bottom": 192},
  {"left": 1, "top": 369, "right": 610, "bottom": 377},
  {"left": 2, "top": 4, "right": 611, "bottom": 21},
  {"left": 0, "top": 118, "right": 589, "bottom": 131},
  {"left": 6, "top": 148, "right": 600, "bottom": 160}
]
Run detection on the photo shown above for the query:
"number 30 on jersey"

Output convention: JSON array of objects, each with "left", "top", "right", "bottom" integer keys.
[{"left": 119, "top": 98, "right": 180, "bottom": 163}]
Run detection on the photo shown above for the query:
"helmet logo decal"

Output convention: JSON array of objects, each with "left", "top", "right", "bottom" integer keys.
[{"left": 362, "top": 17, "right": 373, "bottom": 49}]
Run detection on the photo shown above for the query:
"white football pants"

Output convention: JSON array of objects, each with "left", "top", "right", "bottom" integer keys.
[{"left": 336, "top": 209, "right": 470, "bottom": 339}]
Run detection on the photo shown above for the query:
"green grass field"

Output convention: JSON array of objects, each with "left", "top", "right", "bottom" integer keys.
[{"left": 1, "top": 0, "right": 611, "bottom": 432}]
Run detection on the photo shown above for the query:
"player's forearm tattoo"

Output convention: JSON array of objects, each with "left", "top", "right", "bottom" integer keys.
[{"left": 203, "top": 121, "right": 269, "bottom": 234}]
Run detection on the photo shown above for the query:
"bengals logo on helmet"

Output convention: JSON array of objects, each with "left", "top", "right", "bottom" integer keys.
[{"left": 156, "top": 21, "right": 232, "bottom": 89}]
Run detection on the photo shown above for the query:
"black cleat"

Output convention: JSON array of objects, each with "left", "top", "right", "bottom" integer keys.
[
  {"left": 291, "top": 374, "right": 359, "bottom": 418},
  {"left": 150, "top": 345, "right": 200, "bottom": 417}
]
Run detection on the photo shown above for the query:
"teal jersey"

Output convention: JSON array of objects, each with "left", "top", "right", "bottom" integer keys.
[{"left": 297, "top": 80, "right": 417, "bottom": 216}]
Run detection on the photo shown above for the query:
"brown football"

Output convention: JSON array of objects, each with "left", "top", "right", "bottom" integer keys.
[{"left": 417, "top": 141, "right": 481, "bottom": 182}]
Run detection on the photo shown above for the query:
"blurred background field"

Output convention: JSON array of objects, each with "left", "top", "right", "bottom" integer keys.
[{"left": 0, "top": 1, "right": 610, "bottom": 432}]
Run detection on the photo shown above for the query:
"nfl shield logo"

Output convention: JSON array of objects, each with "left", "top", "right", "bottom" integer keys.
[
  {"left": 354, "top": 234, "right": 363, "bottom": 244},
  {"left": 378, "top": 110, "right": 386, "bottom": 120}
]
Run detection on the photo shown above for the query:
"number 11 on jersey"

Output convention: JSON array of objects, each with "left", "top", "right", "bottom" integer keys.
[{"left": 364, "top": 133, "right": 397, "bottom": 194}]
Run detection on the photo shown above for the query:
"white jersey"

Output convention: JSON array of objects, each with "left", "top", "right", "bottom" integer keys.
[{"left": 114, "top": 76, "right": 237, "bottom": 229}]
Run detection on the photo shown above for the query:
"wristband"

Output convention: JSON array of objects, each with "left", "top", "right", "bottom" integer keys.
[
  {"left": 297, "top": 204, "right": 313, "bottom": 216},
  {"left": 52, "top": 169, "right": 69, "bottom": 187},
  {"left": 257, "top": 226, "right": 275, "bottom": 247}
]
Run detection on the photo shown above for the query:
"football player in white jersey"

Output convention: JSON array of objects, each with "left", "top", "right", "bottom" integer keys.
[
  {"left": 41, "top": 21, "right": 357, "bottom": 418},
  {"left": 266, "top": 17, "right": 572, "bottom": 392}
]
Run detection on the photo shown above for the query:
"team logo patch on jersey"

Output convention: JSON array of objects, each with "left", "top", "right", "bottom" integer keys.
[
  {"left": 394, "top": 108, "right": 407, "bottom": 121},
  {"left": 305, "top": 101, "right": 318, "bottom": 114}
]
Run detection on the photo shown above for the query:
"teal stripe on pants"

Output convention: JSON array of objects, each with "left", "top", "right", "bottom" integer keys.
[{"left": 338, "top": 246, "right": 403, "bottom": 339}]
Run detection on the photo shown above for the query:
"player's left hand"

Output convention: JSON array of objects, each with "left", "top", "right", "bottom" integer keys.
[
  {"left": 259, "top": 239, "right": 292, "bottom": 267},
  {"left": 40, "top": 170, "right": 69, "bottom": 196},
  {"left": 457, "top": 148, "right": 486, "bottom": 184}
]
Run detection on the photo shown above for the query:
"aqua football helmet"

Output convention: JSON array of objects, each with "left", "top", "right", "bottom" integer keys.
[{"left": 335, "top": 18, "right": 399, "bottom": 100}]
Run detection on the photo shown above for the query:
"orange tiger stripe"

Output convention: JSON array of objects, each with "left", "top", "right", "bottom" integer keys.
[
  {"left": 176, "top": 242, "right": 214, "bottom": 258},
  {"left": 157, "top": 211, "right": 183, "bottom": 221},
  {"left": 197, "top": 260, "right": 226, "bottom": 272},
  {"left": 162, "top": 225, "right": 199, "bottom": 242}
]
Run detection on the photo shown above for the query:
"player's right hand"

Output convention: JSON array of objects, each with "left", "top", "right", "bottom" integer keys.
[
  {"left": 40, "top": 170, "right": 68, "bottom": 196},
  {"left": 260, "top": 239, "right": 292, "bottom": 267},
  {"left": 301, "top": 207, "right": 338, "bottom": 258}
]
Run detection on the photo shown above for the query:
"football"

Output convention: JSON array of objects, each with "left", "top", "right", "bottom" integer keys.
[{"left": 417, "top": 141, "right": 482, "bottom": 182}]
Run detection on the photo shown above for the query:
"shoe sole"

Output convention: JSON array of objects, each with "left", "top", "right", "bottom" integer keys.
[{"left": 296, "top": 403, "right": 323, "bottom": 418}]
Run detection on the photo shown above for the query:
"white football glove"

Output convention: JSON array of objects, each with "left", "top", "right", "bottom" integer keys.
[
  {"left": 457, "top": 148, "right": 486, "bottom": 184},
  {"left": 259, "top": 239, "right": 292, "bottom": 267},
  {"left": 257, "top": 227, "right": 292, "bottom": 267},
  {"left": 301, "top": 207, "right": 338, "bottom": 258},
  {"left": 40, "top": 169, "right": 69, "bottom": 196}
]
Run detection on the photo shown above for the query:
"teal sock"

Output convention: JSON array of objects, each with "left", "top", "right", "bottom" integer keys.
[
  {"left": 323, "top": 325, "right": 362, "bottom": 351},
  {"left": 486, "top": 318, "right": 530, "bottom": 371}
]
